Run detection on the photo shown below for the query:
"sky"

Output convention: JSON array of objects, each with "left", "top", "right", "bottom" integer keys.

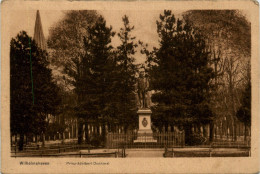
[
  {"left": 9, "top": 9, "right": 250, "bottom": 64},
  {"left": 9, "top": 10, "right": 184, "bottom": 64}
]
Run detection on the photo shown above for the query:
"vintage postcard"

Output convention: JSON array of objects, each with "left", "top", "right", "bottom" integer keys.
[{"left": 1, "top": 0, "right": 259, "bottom": 173}]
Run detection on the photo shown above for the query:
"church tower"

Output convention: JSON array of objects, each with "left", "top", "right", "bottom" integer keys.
[{"left": 33, "top": 10, "right": 47, "bottom": 50}]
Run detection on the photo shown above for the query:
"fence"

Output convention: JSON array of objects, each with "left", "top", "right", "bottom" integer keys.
[
  {"left": 11, "top": 144, "right": 126, "bottom": 158},
  {"left": 106, "top": 132, "right": 185, "bottom": 149},
  {"left": 11, "top": 151, "right": 120, "bottom": 158},
  {"left": 212, "top": 137, "right": 250, "bottom": 148}
]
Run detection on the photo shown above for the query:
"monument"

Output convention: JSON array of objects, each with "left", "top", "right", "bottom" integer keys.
[{"left": 134, "top": 69, "right": 157, "bottom": 143}]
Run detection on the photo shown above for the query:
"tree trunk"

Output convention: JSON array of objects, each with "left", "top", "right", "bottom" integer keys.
[
  {"left": 61, "top": 132, "right": 64, "bottom": 144},
  {"left": 231, "top": 121, "right": 234, "bottom": 140},
  {"left": 199, "top": 124, "right": 202, "bottom": 135},
  {"left": 18, "top": 133, "right": 24, "bottom": 151},
  {"left": 158, "top": 125, "right": 163, "bottom": 133},
  {"left": 25, "top": 134, "right": 28, "bottom": 145},
  {"left": 165, "top": 123, "right": 168, "bottom": 132},
  {"left": 194, "top": 124, "right": 198, "bottom": 134},
  {"left": 15, "top": 134, "right": 17, "bottom": 145},
  {"left": 78, "top": 121, "right": 83, "bottom": 144},
  {"left": 244, "top": 123, "right": 247, "bottom": 142},
  {"left": 111, "top": 124, "right": 115, "bottom": 133},
  {"left": 234, "top": 120, "right": 237, "bottom": 141},
  {"left": 209, "top": 121, "right": 214, "bottom": 142},
  {"left": 85, "top": 122, "right": 90, "bottom": 144},
  {"left": 203, "top": 124, "right": 208, "bottom": 138},
  {"left": 124, "top": 125, "right": 128, "bottom": 133},
  {"left": 97, "top": 124, "right": 100, "bottom": 135},
  {"left": 42, "top": 133, "right": 45, "bottom": 148},
  {"left": 102, "top": 124, "right": 106, "bottom": 144},
  {"left": 220, "top": 121, "right": 223, "bottom": 139},
  {"left": 184, "top": 124, "right": 192, "bottom": 145}
]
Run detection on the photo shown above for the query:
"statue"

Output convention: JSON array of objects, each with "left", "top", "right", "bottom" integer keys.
[
  {"left": 134, "top": 68, "right": 157, "bottom": 143},
  {"left": 137, "top": 70, "right": 149, "bottom": 108}
]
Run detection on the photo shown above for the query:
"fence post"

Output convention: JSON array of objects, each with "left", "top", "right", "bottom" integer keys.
[
  {"left": 145, "top": 133, "right": 146, "bottom": 148},
  {"left": 116, "top": 133, "right": 118, "bottom": 150},
  {"left": 158, "top": 133, "right": 160, "bottom": 148},
  {"left": 166, "top": 132, "right": 170, "bottom": 147},
  {"left": 106, "top": 133, "right": 108, "bottom": 150},
  {"left": 164, "top": 133, "right": 166, "bottom": 148},
  {"left": 117, "top": 133, "right": 119, "bottom": 153},
  {"left": 182, "top": 132, "right": 185, "bottom": 147},
  {"left": 172, "top": 132, "right": 174, "bottom": 147},
  {"left": 109, "top": 133, "right": 111, "bottom": 150},
  {"left": 110, "top": 133, "right": 112, "bottom": 149}
]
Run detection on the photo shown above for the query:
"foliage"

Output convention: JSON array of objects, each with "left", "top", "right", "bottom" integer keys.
[
  {"left": 114, "top": 15, "right": 138, "bottom": 128},
  {"left": 183, "top": 10, "right": 250, "bottom": 57},
  {"left": 90, "top": 136, "right": 103, "bottom": 147},
  {"left": 183, "top": 10, "right": 251, "bottom": 141},
  {"left": 47, "top": 10, "right": 99, "bottom": 124},
  {"left": 48, "top": 10, "right": 99, "bottom": 67},
  {"left": 45, "top": 122, "right": 65, "bottom": 135},
  {"left": 186, "top": 133, "right": 207, "bottom": 146},
  {"left": 10, "top": 31, "right": 60, "bottom": 150},
  {"left": 48, "top": 11, "right": 99, "bottom": 144},
  {"left": 236, "top": 81, "right": 251, "bottom": 126},
  {"left": 183, "top": 10, "right": 251, "bottom": 113},
  {"left": 80, "top": 15, "right": 116, "bottom": 121},
  {"left": 146, "top": 10, "right": 215, "bottom": 134},
  {"left": 149, "top": 10, "right": 215, "bottom": 124}
]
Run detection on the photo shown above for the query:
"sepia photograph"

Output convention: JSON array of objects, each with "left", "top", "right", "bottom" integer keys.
[{"left": 1, "top": 0, "right": 259, "bottom": 173}]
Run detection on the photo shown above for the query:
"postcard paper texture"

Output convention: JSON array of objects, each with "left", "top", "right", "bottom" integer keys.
[{"left": 1, "top": 0, "right": 259, "bottom": 173}]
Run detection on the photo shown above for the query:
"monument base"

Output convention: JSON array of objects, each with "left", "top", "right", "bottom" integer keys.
[
  {"left": 134, "top": 136, "right": 157, "bottom": 143},
  {"left": 134, "top": 109, "right": 157, "bottom": 143},
  {"left": 137, "top": 129, "right": 153, "bottom": 134}
]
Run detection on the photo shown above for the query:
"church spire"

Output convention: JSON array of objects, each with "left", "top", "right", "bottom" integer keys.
[{"left": 33, "top": 10, "right": 47, "bottom": 50}]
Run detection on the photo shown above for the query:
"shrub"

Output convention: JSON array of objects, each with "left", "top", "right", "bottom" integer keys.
[
  {"left": 186, "top": 133, "right": 207, "bottom": 146},
  {"left": 90, "top": 136, "right": 103, "bottom": 147}
]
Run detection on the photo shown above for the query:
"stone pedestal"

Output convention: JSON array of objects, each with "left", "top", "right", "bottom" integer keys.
[{"left": 134, "top": 109, "right": 157, "bottom": 143}]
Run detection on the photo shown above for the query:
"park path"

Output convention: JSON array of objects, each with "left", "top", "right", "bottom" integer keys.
[
  {"left": 125, "top": 149, "right": 164, "bottom": 158},
  {"left": 81, "top": 149, "right": 164, "bottom": 158}
]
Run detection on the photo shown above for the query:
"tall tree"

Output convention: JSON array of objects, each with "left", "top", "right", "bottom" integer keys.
[
  {"left": 79, "top": 15, "right": 116, "bottom": 143},
  {"left": 184, "top": 10, "right": 251, "bottom": 141},
  {"left": 236, "top": 67, "right": 251, "bottom": 141},
  {"left": 115, "top": 15, "right": 138, "bottom": 131},
  {"left": 48, "top": 10, "right": 99, "bottom": 144},
  {"left": 147, "top": 10, "right": 215, "bottom": 144},
  {"left": 48, "top": 10, "right": 98, "bottom": 66},
  {"left": 10, "top": 31, "right": 60, "bottom": 150}
]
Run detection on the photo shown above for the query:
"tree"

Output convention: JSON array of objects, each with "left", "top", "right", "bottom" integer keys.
[
  {"left": 147, "top": 10, "right": 215, "bottom": 144},
  {"left": 48, "top": 10, "right": 99, "bottom": 144},
  {"left": 114, "top": 15, "right": 138, "bottom": 131},
  {"left": 10, "top": 31, "right": 60, "bottom": 150},
  {"left": 183, "top": 10, "right": 250, "bottom": 58},
  {"left": 78, "top": 15, "right": 116, "bottom": 143},
  {"left": 184, "top": 10, "right": 251, "bottom": 141},
  {"left": 236, "top": 75, "right": 251, "bottom": 141},
  {"left": 48, "top": 10, "right": 99, "bottom": 67}
]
